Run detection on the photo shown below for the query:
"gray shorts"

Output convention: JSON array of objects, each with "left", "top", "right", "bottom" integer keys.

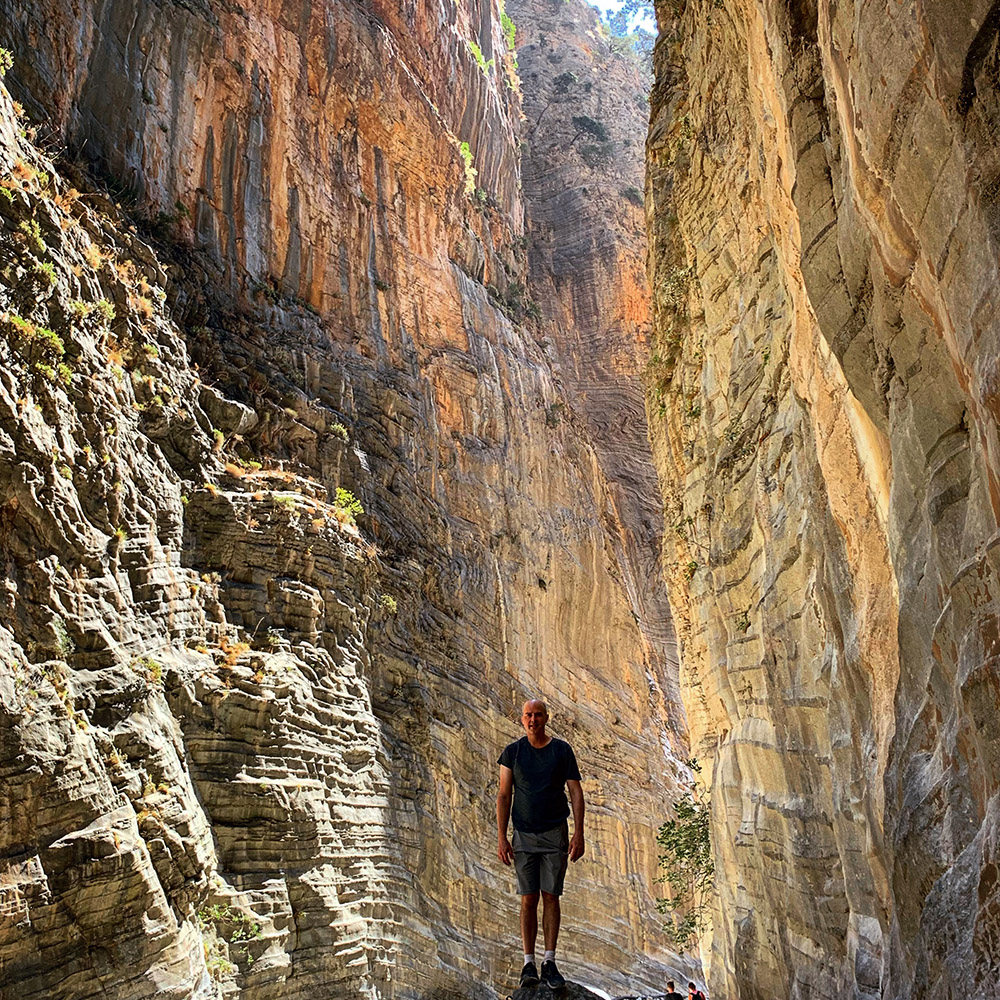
[{"left": 512, "top": 822, "right": 569, "bottom": 896}]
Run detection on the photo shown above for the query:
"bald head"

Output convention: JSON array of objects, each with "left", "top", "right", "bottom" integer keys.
[{"left": 520, "top": 699, "right": 549, "bottom": 744}]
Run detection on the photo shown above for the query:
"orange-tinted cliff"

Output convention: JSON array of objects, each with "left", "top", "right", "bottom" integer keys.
[{"left": 0, "top": 1, "right": 690, "bottom": 997}]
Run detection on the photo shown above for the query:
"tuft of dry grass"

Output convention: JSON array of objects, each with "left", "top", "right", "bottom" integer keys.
[
  {"left": 53, "top": 187, "right": 80, "bottom": 210},
  {"left": 83, "top": 242, "right": 103, "bottom": 270},
  {"left": 131, "top": 294, "right": 155, "bottom": 319},
  {"left": 332, "top": 506, "right": 354, "bottom": 527},
  {"left": 218, "top": 636, "right": 251, "bottom": 667}
]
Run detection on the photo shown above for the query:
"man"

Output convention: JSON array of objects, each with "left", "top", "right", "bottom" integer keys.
[
  {"left": 664, "top": 981, "right": 684, "bottom": 1000},
  {"left": 687, "top": 982, "right": 706, "bottom": 1000},
  {"left": 497, "top": 699, "right": 584, "bottom": 991}
]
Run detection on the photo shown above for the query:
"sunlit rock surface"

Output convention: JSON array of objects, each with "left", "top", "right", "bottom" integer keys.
[
  {"left": 0, "top": 0, "right": 690, "bottom": 997},
  {"left": 647, "top": 0, "right": 1000, "bottom": 996}
]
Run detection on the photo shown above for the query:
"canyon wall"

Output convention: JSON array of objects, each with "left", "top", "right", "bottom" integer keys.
[
  {"left": 0, "top": 1, "right": 691, "bottom": 997},
  {"left": 511, "top": 0, "right": 679, "bottom": 739},
  {"left": 646, "top": 0, "right": 1000, "bottom": 996}
]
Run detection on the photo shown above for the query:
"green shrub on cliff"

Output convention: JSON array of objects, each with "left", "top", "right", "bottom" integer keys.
[
  {"left": 334, "top": 487, "right": 364, "bottom": 525},
  {"left": 499, "top": 2, "right": 519, "bottom": 89},
  {"left": 3, "top": 312, "right": 66, "bottom": 364},
  {"left": 656, "top": 764, "right": 713, "bottom": 950},
  {"left": 52, "top": 615, "right": 75, "bottom": 658},
  {"left": 500, "top": 8, "right": 517, "bottom": 52},
  {"left": 0, "top": 48, "right": 12, "bottom": 78},
  {"left": 468, "top": 40, "right": 493, "bottom": 75},
  {"left": 459, "top": 141, "right": 477, "bottom": 197},
  {"left": 34, "top": 260, "right": 56, "bottom": 287},
  {"left": 18, "top": 219, "right": 46, "bottom": 255}
]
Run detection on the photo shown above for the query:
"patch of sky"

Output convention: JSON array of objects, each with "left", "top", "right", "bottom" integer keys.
[
  {"left": 587, "top": 0, "right": 656, "bottom": 34},
  {"left": 585, "top": 0, "right": 657, "bottom": 65}
]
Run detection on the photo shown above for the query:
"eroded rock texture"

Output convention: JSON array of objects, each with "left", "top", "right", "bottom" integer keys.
[
  {"left": 0, "top": 0, "right": 689, "bottom": 996},
  {"left": 647, "top": 0, "right": 1000, "bottom": 997},
  {"left": 512, "top": 0, "right": 680, "bottom": 736}
]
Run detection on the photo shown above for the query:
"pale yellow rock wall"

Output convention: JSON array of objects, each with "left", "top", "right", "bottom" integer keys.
[{"left": 648, "top": 0, "right": 1000, "bottom": 996}]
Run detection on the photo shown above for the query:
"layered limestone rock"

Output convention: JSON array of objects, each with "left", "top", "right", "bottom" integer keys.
[
  {"left": 511, "top": 0, "right": 680, "bottom": 734},
  {"left": 647, "top": 0, "right": 1000, "bottom": 996},
  {"left": 0, "top": 84, "right": 393, "bottom": 999},
  {"left": 1, "top": 0, "right": 692, "bottom": 996}
]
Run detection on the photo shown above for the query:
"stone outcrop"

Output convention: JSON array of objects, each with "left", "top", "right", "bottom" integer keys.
[
  {"left": 0, "top": 1, "right": 692, "bottom": 997},
  {"left": 647, "top": 0, "right": 1000, "bottom": 996}
]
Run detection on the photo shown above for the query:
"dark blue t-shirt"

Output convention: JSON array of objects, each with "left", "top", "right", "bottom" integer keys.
[{"left": 498, "top": 736, "right": 581, "bottom": 833}]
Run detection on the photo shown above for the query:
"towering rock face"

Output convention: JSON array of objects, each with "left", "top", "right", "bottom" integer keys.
[
  {"left": 646, "top": 0, "right": 1000, "bottom": 996},
  {"left": 0, "top": 1, "right": 689, "bottom": 997},
  {"left": 511, "top": 0, "right": 679, "bottom": 737}
]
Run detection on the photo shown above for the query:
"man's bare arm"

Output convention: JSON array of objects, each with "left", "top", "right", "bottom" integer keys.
[
  {"left": 497, "top": 765, "right": 514, "bottom": 865},
  {"left": 567, "top": 779, "right": 585, "bottom": 861}
]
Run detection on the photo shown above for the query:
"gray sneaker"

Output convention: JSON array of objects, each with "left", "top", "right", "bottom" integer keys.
[
  {"left": 520, "top": 961, "right": 540, "bottom": 988},
  {"left": 541, "top": 960, "right": 565, "bottom": 990}
]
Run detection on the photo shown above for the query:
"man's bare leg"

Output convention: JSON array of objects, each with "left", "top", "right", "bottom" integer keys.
[
  {"left": 521, "top": 893, "right": 540, "bottom": 956},
  {"left": 541, "top": 892, "right": 560, "bottom": 952}
]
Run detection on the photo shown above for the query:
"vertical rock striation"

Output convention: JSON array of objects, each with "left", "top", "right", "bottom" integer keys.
[
  {"left": 511, "top": 0, "right": 680, "bottom": 736},
  {"left": 647, "top": 0, "right": 1000, "bottom": 996},
  {"left": 1, "top": 0, "right": 690, "bottom": 997}
]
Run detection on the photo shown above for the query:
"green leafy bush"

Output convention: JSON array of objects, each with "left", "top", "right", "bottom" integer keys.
[
  {"left": 18, "top": 219, "right": 46, "bottom": 255},
  {"left": 656, "top": 784, "right": 713, "bottom": 949},
  {"left": 501, "top": 10, "right": 517, "bottom": 50},
  {"left": 468, "top": 39, "right": 493, "bottom": 74},
  {"left": 34, "top": 260, "right": 56, "bottom": 287},
  {"left": 459, "top": 141, "right": 477, "bottom": 196},
  {"left": 52, "top": 615, "right": 75, "bottom": 658},
  {"left": 334, "top": 488, "right": 364, "bottom": 524}
]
